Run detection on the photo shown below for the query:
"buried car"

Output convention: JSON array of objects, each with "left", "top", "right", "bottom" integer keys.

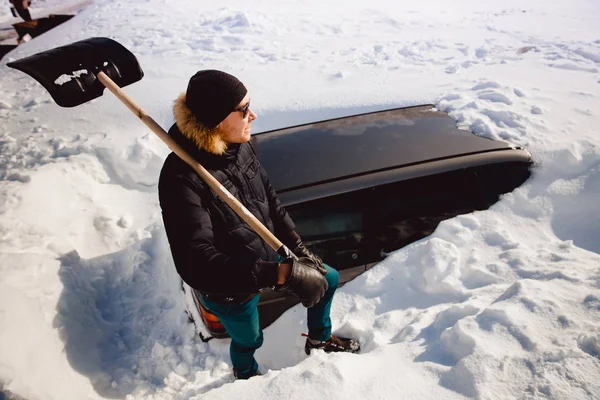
[{"left": 183, "top": 104, "right": 532, "bottom": 340}]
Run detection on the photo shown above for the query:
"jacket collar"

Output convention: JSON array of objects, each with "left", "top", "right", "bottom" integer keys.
[
  {"left": 167, "top": 123, "right": 240, "bottom": 169},
  {"left": 173, "top": 93, "right": 229, "bottom": 155}
]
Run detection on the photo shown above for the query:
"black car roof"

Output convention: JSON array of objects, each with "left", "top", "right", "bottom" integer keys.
[{"left": 251, "top": 105, "right": 530, "bottom": 205}]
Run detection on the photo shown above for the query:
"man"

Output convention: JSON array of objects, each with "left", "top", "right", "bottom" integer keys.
[{"left": 159, "top": 70, "right": 359, "bottom": 380}]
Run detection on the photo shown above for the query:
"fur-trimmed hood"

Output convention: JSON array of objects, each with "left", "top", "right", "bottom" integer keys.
[{"left": 173, "top": 93, "right": 228, "bottom": 155}]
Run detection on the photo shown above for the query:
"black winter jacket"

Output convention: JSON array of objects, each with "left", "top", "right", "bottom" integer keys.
[{"left": 158, "top": 124, "right": 297, "bottom": 298}]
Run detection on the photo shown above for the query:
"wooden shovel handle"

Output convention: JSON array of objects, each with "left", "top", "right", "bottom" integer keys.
[{"left": 96, "top": 71, "right": 288, "bottom": 256}]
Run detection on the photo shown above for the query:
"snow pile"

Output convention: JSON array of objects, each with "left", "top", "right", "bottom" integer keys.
[{"left": 1, "top": 0, "right": 600, "bottom": 399}]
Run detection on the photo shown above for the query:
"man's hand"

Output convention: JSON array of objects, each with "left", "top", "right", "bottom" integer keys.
[
  {"left": 276, "top": 257, "right": 328, "bottom": 308},
  {"left": 293, "top": 242, "right": 327, "bottom": 275}
]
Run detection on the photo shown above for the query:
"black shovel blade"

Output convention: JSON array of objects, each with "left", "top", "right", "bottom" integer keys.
[{"left": 7, "top": 37, "right": 144, "bottom": 107}]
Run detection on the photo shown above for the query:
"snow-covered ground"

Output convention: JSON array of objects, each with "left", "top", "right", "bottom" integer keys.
[{"left": 1, "top": 0, "right": 599, "bottom": 399}]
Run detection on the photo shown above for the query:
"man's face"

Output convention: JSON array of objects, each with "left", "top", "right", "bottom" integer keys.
[{"left": 218, "top": 94, "right": 256, "bottom": 144}]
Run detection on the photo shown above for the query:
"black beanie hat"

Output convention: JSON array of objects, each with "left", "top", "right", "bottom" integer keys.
[{"left": 185, "top": 70, "right": 248, "bottom": 130}]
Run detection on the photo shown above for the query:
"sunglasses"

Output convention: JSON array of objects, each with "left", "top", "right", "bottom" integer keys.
[{"left": 234, "top": 102, "right": 251, "bottom": 119}]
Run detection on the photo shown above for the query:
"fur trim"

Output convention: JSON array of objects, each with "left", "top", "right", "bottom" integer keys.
[{"left": 173, "top": 93, "right": 228, "bottom": 155}]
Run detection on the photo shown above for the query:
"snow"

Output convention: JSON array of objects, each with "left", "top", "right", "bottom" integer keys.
[
  {"left": 54, "top": 70, "right": 89, "bottom": 86},
  {"left": 1, "top": 0, "right": 599, "bottom": 399}
]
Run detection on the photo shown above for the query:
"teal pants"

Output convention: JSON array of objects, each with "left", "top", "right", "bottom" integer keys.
[{"left": 202, "top": 264, "right": 339, "bottom": 378}]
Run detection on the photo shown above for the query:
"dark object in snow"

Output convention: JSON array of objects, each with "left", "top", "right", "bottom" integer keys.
[
  {"left": 0, "top": 15, "right": 75, "bottom": 61},
  {"left": 233, "top": 367, "right": 261, "bottom": 380},
  {"left": 7, "top": 37, "right": 143, "bottom": 107},
  {"left": 303, "top": 333, "right": 361, "bottom": 355},
  {"left": 12, "top": 15, "right": 73, "bottom": 42},
  {"left": 0, "top": 45, "right": 18, "bottom": 61},
  {"left": 188, "top": 105, "right": 532, "bottom": 339},
  {"left": 9, "top": 0, "right": 31, "bottom": 21}
]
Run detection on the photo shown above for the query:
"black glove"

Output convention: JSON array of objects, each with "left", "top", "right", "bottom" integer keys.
[
  {"left": 276, "top": 256, "right": 328, "bottom": 308},
  {"left": 293, "top": 242, "right": 327, "bottom": 275}
]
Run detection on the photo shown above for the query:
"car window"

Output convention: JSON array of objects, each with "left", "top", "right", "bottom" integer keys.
[
  {"left": 293, "top": 210, "right": 363, "bottom": 238},
  {"left": 287, "top": 196, "right": 364, "bottom": 270}
]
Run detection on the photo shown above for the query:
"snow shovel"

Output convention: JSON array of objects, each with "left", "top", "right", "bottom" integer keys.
[{"left": 7, "top": 37, "right": 294, "bottom": 259}]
